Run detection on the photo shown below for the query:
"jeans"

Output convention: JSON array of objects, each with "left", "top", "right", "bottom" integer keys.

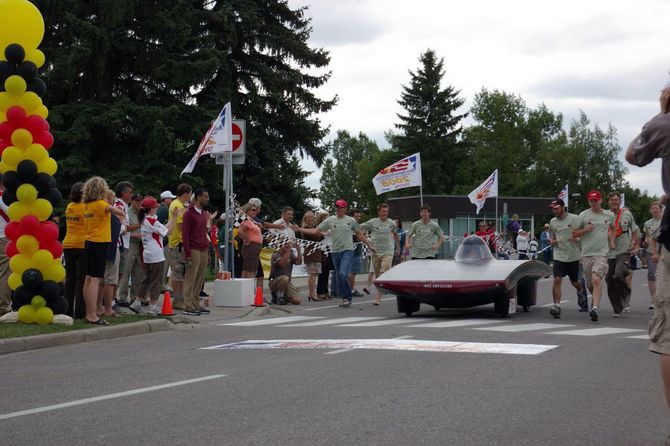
[{"left": 331, "top": 250, "right": 354, "bottom": 300}]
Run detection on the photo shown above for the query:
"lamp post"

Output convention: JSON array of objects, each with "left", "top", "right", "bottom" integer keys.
[{"left": 571, "top": 192, "right": 581, "bottom": 212}]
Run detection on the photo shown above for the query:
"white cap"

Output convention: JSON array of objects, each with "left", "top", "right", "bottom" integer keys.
[{"left": 160, "top": 190, "right": 176, "bottom": 200}]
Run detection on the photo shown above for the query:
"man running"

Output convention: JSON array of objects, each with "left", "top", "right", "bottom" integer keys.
[
  {"left": 360, "top": 203, "right": 400, "bottom": 305},
  {"left": 605, "top": 192, "right": 638, "bottom": 317},
  {"left": 405, "top": 204, "right": 445, "bottom": 259}
]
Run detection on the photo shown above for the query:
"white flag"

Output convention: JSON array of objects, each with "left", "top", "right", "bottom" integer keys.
[
  {"left": 620, "top": 192, "right": 626, "bottom": 209},
  {"left": 181, "top": 103, "right": 233, "bottom": 175},
  {"left": 468, "top": 169, "right": 498, "bottom": 215},
  {"left": 557, "top": 184, "right": 569, "bottom": 209},
  {"left": 372, "top": 153, "right": 422, "bottom": 195}
]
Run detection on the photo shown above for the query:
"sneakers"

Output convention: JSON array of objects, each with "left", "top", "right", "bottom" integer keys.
[
  {"left": 116, "top": 301, "right": 131, "bottom": 308},
  {"left": 277, "top": 297, "right": 288, "bottom": 305},
  {"left": 613, "top": 313, "right": 622, "bottom": 318},
  {"left": 650, "top": 304, "right": 656, "bottom": 310},
  {"left": 549, "top": 305, "right": 561, "bottom": 318},
  {"left": 129, "top": 300, "right": 143, "bottom": 314},
  {"left": 352, "top": 290, "right": 363, "bottom": 297},
  {"left": 623, "top": 306, "right": 630, "bottom": 313},
  {"left": 198, "top": 307, "right": 211, "bottom": 314},
  {"left": 271, "top": 293, "right": 278, "bottom": 304},
  {"left": 147, "top": 305, "right": 160, "bottom": 316},
  {"left": 589, "top": 307, "right": 599, "bottom": 322},
  {"left": 199, "top": 290, "right": 209, "bottom": 297},
  {"left": 339, "top": 299, "right": 352, "bottom": 307},
  {"left": 363, "top": 287, "right": 371, "bottom": 295},
  {"left": 183, "top": 309, "right": 201, "bottom": 316}
]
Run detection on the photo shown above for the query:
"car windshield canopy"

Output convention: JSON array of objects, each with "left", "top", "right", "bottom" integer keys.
[{"left": 455, "top": 236, "right": 494, "bottom": 263}]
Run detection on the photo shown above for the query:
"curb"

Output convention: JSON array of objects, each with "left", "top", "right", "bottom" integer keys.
[{"left": 0, "top": 319, "right": 174, "bottom": 356}]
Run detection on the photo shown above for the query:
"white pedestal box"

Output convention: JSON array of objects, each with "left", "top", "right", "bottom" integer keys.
[{"left": 214, "top": 278, "right": 256, "bottom": 307}]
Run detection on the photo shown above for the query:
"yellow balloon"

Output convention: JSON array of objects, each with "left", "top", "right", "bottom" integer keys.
[
  {"left": 17, "top": 92, "right": 41, "bottom": 114},
  {"left": 0, "top": 161, "right": 10, "bottom": 174},
  {"left": 25, "top": 48, "right": 45, "bottom": 68},
  {"left": 16, "top": 234, "right": 39, "bottom": 255},
  {"left": 7, "top": 201, "right": 30, "bottom": 221},
  {"left": 17, "top": 304, "right": 37, "bottom": 323},
  {"left": 35, "top": 306, "right": 53, "bottom": 325},
  {"left": 16, "top": 183, "right": 38, "bottom": 204},
  {"left": 35, "top": 104, "right": 48, "bottom": 119},
  {"left": 11, "top": 128, "right": 32, "bottom": 148},
  {"left": 32, "top": 249, "right": 53, "bottom": 272},
  {"left": 0, "top": 0, "right": 45, "bottom": 51},
  {"left": 24, "top": 144, "right": 47, "bottom": 163},
  {"left": 31, "top": 295, "right": 46, "bottom": 308},
  {"left": 30, "top": 198, "right": 52, "bottom": 221},
  {"left": 9, "top": 253, "right": 31, "bottom": 275},
  {"left": 8, "top": 272, "right": 22, "bottom": 291},
  {"left": 44, "top": 263, "right": 65, "bottom": 283},
  {"left": 0, "top": 92, "right": 13, "bottom": 111},
  {"left": 4, "top": 75, "right": 26, "bottom": 97},
  {"left": 1, "top": 146, "right": 22, "bottom": 167},
  {"left": 38, "top": 156, "right": 57, "bottom": 176},
  {"left": 0, "top": 111, "right": 5, "bottom": 122}
]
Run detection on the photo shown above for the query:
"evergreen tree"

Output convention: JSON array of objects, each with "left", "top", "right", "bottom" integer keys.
[{"left": 390, "top": 49, "right": 467, "bottom": 194}]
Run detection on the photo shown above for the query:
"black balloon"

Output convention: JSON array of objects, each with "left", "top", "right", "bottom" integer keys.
[
  {"left": 38, "top": 280, "right": 60, "bottom": 302},
  {"left": 33, "top": 172, "right": 52, "bottom": 193},
  {"left": 4, "top": 44, "right": 25, "bottom": 65},
  {"left": 17, "top": 159, "right": 37, "bottom": 182},
  {"left": 12, "top": 286, "right": 33, "bottom": 308},
  {"left": 50, "top": 296, "right": 68, "bottom": 315},
  {"left": 17, "top": 61, "right": 37, "bottom": 80},
  {"left": 0, "top": 61, "right": 14, "bottom": 86},
  {"left": 1, "top": 190, "right": 16, "bottom": 205},
  {"left": 41, "top": 188, "right": 62, "bottom": 207},
  {"left": 2, "top": 171, "right": 20, "bottom": 192},
  {"left": 27, "top": 77, "right": 46, "bottom": 96},
  {"left": 22, "top": 268, "right": 43, "bottom": 292}
]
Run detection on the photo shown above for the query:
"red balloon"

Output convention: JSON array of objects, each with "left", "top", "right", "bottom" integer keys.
[
  {"left": 38, "top": 220, "right": 59, "bottom": 243},
  {"left": 4, "top": 222, "right": 21, "bottom": 241},
  {"left": 24, "top": 115, "right": 47, "bottom": 136},
  {"left": 0, "top": 122, "right": 13, "bottom": 141},
  {"left": 47, "top": 241, "right": 63, "bottom": 259},
  {"left": 35, "top": 131, "right": 54, "bottom": 150},
  {"left": 5, "top": 106, "right": 26, "bottom": 126},
  {"left": 20, "top": 215, "right": 41, "bottom": 236},
  {"left": 5, "top": 241, "right": 17, "bottom": 257},
  {"left": 0, "top": 139, "right": 9, "bottom": 154}
]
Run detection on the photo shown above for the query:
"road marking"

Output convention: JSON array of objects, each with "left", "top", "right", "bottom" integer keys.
[
  {"left": 406, "top": 319, "right": 509, "bottom": 328},
  {"left": 280, "top": 317, "right": 384, "bottom": 327},
  {"left": 219, "top": 316, "right": 324, "bottom": 326},
  {"left": 303, "top": 297, "right": 394, "bottom": 311},
  {"left": 475, "top": 323, "right": 575, "bottom": 332},
  {"left": 0, "top": 375, "right": 226, "bottom": 421},
  {"left": 323, "top": 335, "right": 414, "bottom": 355},
  {"left": 626, "top": 334, "right": 649, "bottom": 340},
  {"left": 202, "top": 339, "right": 557, "bottom": 355},
  {"left": 541, "top": 300, "right": 571, "bottom": 308},
  {"left": 339, "top": 318, "right": 432, "bottom": 327},
  {"left": 546, "top": 327, "right": 645, "bottom": 336}
]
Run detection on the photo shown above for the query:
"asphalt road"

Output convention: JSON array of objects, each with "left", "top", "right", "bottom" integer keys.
[{"left": 1, "top": 272, "right": 667, "bottom": 446}]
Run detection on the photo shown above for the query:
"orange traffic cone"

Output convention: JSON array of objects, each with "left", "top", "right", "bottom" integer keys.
[
  {"left": 253, "top": 286, "right": 264, "bottom": 307},
  {"left": 161, "top": 290, "right": 175, "bottom": 316}
]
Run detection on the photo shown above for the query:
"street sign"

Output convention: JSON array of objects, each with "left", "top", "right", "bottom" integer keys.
[{"left": 232, "top": 120, "right": 245, "bottom": 154}]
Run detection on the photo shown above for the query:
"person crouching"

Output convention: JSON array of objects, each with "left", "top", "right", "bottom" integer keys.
[{"left": 269, "top": 241, "right": 303, "bottom": 305}]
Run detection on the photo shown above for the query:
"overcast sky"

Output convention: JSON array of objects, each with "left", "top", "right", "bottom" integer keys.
[{"left": 288, "top": 0, "right": 670, "bottom": 199}]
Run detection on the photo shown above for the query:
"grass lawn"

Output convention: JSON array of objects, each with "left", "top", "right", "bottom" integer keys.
[{"left": 0, "top": 314, "right": 167, "bottom": 339}]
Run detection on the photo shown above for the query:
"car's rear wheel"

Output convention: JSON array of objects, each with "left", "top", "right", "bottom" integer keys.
[{"left": 397, "top": 296, "right": 420, "bottom": 317}]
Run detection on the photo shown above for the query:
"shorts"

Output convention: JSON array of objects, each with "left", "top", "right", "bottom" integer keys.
[
  {"left": 581, "top": 256, "right": 608, "bottom": 287},
  {"left": 553, "top": 260, "right": 580, "bottom": 283},
  {"left": 241, "top": 242, "right": 262, "bottom": 274},
  {"left": 103, "top": 247, "right": 120, "bottom": 285},
  {"left": 85, "top": 241, "right": 109, "bottom": 279},
  {"left": 645, "top": 250, "right": 658, "bottom": 281},
  {"left": 350, "top": 256, "right": 362, "bottom": 274},
  {"left": 372, "top": 254, "right": 393, "bottom": 277},
  {"left": 306, "top": 262, "right": 322, "bottom": 275},
  {"left": 650, "top": 246, "right": 670, "bottom": 355},
  {"left": 167, "top": 246, "right": 185, "bottom": 281},
  {"left": 269, "top": 275, "right": 300, "bottom": 300}
]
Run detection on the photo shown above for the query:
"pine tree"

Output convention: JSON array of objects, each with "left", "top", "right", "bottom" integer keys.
[{"left": 390, "top": 49, "right": 467, "bottom": 194}]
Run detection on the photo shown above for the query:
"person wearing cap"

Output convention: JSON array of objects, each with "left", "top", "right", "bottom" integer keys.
[
  {"left": 118, "top": 193, "right": 145, "bottom": 311},
  {"left": 572, "top": 190, "right": 615, "bottom": 322},
  {"left": 605, "top": 192, "right": 638, "bottom": 317},
  {"left": 516, "top": 229, "right": 529, "bottom": 260},
  {"left": 540, "top": 223, "right": 552, "bottom": 265},
  {"left": 406, "top": 204, "right": 445, "bottom": 259},
  {"left": 129, "top": 196, "right": 175, "bottom": 315},
  {"left": 156, "top": 190, "right": 176, "bottom": 289},
  {"left": 549, "top": 198, "right": 587, "bottom": 318},
  {"left": 300, "top": 199, "right": 375, "bottom": 307},
  {"left": 625, "top": 80, "right": 670, "bottom": 415}
]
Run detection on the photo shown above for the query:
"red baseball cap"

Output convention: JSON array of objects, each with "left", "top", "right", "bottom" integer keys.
[
  {"left": 335, "top": 199, "right": 348, "bottom": 208},
  {"left": 587, "top": 190, "right": 601, "bottom": 201},
  {"left": 141, "top": 196, "right": 159, "bottom": 210}
]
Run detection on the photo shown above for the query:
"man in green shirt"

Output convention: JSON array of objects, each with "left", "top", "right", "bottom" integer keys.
[
  {"left": 605, "top": 192, "right": 638, "bottom": 316},
  {"left": 405, "top": 204, "right": 445, "bottom": 259},
  {"left": 301, "top": 199, "right": 374, "bottom": 307},
  {"left": 548, "top": 198, "right": 586, "bottom": 318},
  {"left": 361, "top": 203, "right": 400, "bottom": 305},
  {"left": 572, "top": 190, "right": 615, "bottom": 322}
]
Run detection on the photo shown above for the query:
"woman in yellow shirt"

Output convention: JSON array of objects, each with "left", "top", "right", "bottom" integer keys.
[
  {"left": 82, "top": 177, "right": 125, "bottom": 325},
  {"left": 63, "top": 182, "right": 86, "bottom": 319}
]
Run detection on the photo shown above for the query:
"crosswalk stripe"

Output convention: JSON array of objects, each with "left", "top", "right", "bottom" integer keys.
[
  {"left": 405, "top": 319, "right": 509, "bottom": 328},
  {"left": 625, "top": 334, "right": 649, "bottom": 340},
  {"left": 475, "top": 323, "right": 575, "bottom": 332},
  {"left": 279, "top": 317, "right": 384, "bottom": 327},
  {"left": 219, "top": 316, "right": 324, "bottom": 326},
  {"left": 339, "top": 318, "right": 429, "bottom": 327},
  {"left": 545, "top": 327, "right": 644, "bottom": 336}
]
